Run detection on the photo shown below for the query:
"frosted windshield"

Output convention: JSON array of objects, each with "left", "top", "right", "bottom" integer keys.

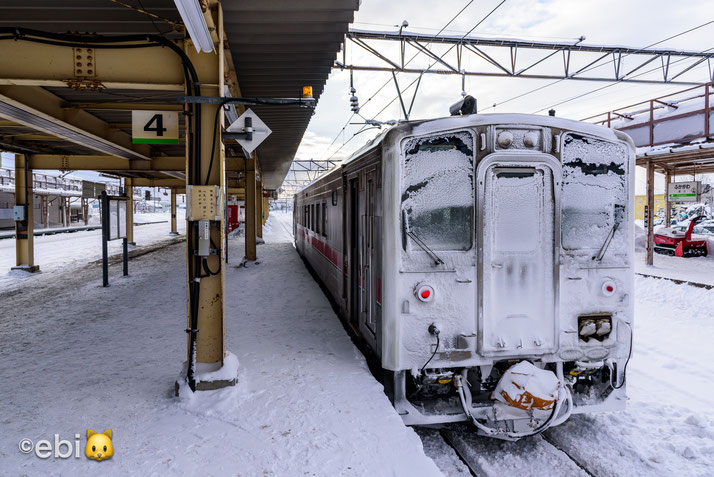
[
  {"left": 401, "top": 131, "right": 474, "bottom": 251},
  {"left": 561, "top": 134, "right": 628, "bottom": 252}
]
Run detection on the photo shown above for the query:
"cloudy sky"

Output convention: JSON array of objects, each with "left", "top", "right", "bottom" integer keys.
[
  {"left": 293, "top": 0, "right": 714, "bottom": 192},
  {"left": 3, "top": 0, "right": 713, "bottom": 193}
]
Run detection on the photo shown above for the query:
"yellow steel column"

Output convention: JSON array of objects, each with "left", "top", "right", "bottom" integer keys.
[
  {"left": 256, "top": 179, "right": 263, "bottom": 240},
  {"left": 262, "top": 193, "right": 269, "bottom": 225},
  {"left": 182, "top": 12, "right": 227, "bottom": 383},
  {"left": 645, "top": 161, "right": 655, "bottom": 266},
  {"left": 170, "top": 188, "right": 178, "bottom": 235},
  {"left": 82, "top": 197, "right": 88, "bottom": 225},
  {"left": 12, "top": 154, "right": 38, "bottom": 272},
  {"left": 244, "top": 160, "right": 257, "bottom": 260},
  {"left": 664, "top": 170, "right": 672, "bottom": 227},
  {"left": 125, "top": 178, "right": 135, "bottom": 245}
]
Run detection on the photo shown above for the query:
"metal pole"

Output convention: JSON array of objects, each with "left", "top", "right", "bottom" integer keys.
[
  {"left": 101, "top": 191, "right": 109, "bottom": 287},
  {"left": 123, "top": 237, "right": 128, "bottom": 276}
]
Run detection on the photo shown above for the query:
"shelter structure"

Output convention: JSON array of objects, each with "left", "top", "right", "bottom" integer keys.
[
  {"left": 587, "top": 82, "right": 714, "bottom": 265},
  {"left": 0, "top": 0, "right": 358, "bottom": 389}
]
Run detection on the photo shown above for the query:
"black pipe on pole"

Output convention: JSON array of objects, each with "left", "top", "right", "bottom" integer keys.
[
  {"left": 122, "top": 237, "right": 128, "bottom": 276},
  {"left": 101, "top": 191, "right": 109, "bottom": 287}
]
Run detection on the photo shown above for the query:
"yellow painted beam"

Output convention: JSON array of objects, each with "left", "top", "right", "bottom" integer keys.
[
  {"left": 0, "top": 40, "right": 186, "bottom": 87},
  {"left": 0, "top": 86, "right": 151, "bottom": 161},
  {"left": 65, "top": 103, "right": 184, "bottom": 111},
  {"left": 28, "top": 155, "right": 245, "bottom": 171}
]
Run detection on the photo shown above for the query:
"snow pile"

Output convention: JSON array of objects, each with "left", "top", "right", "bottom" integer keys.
[
  {"left": 492, "top": 361, "right": 560, "bottom": 411},
  {"left": 133, "top": 212, "right": 170, "bottom": 224}
]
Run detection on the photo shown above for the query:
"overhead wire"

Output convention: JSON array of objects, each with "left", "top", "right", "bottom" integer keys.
[
  {"left": 366, "top": 0, "right": 508, "bottom": 121},
  {"left": 319, "top": 0, "right": 476, "bottom": 162},
  {"left": 532, "top": 45, "right": 714, "bottom": 114},
  {"left": 321, "top": 0, "right": 508, "bottom": 165},
  {"left": 481, "top": 18, "right": 714, "bottom": 112}
]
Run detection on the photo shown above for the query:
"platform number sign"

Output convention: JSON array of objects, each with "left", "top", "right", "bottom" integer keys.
[{"left": 132, "top": 110, "right": 179, "bottom": 144}]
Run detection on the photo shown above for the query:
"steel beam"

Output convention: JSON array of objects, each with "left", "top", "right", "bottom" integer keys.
[
  {"left": 0, "top": 40, "right": 186, "bottom": 88},
  {"left": 0, "top": 86, "right": 151, "bottom": 161},
  {"left": 339, "top": 29, "right": 713, "bottom": 86},
  {"left": 27, "top": 155, "right": 246, "bottom": 172}
]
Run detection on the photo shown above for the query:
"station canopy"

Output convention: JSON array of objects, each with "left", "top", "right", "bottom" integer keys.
[{"left": 0, "top": 0, "right": 358, "bottom": 190}]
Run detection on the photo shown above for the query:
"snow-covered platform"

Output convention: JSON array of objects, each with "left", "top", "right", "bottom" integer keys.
[{"left": 0, "top": 212, "right": 440, "bottom": 476}]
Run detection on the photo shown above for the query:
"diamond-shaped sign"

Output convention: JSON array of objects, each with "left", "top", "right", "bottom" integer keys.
[{"left": 226, "top": 108, "right": 272, "bottom": 154}]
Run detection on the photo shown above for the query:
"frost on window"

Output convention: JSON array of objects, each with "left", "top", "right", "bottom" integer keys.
[
  {"left": 401, "top": 131, "right": 474, "bottom": 251},
  {"left": 561, "top": 133, "right": 627, "bottom": 252},
  {"left": 492, "top": 169, "right": 543, "bottom": 253}
]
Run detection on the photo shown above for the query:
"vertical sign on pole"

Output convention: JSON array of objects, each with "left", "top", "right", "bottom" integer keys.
[{"left": 101, "top": 191, "right": 130, "bottom": 287}]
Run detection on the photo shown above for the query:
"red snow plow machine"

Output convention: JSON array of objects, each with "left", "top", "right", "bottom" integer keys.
[{"left": 653, "top": 216, "right": 708, "bottom": 257}]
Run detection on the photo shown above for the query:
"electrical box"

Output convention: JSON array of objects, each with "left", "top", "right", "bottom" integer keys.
[
  {"left": 13, "top": 205, "right": 25, "bottom": 221},
  {"left": 186, "top": 185, "right": 221, "bottom": 221}
]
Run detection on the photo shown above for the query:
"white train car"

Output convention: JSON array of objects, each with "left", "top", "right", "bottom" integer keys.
[{"left": 294, "top": 114, "right": 635, "bottom": 439}]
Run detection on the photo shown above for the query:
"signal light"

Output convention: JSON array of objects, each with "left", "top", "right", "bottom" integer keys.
[
  {"left": 602, "top": 280, "right": 616, "bottom": 296},
  {"left": 416, "top": 284, "right": 434, "bottom": 302},
  {"left": 302, "top": 86, "right": 313, "bottom": 98}
]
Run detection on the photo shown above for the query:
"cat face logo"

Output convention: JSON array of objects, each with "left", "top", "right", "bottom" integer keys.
[{"left": 85, "top": 429, "right": 113, "bottom": 461}]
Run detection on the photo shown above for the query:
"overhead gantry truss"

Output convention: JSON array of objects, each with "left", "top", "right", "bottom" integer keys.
[
  {"left": 280, "top": 158, "right": 340, "bottom": 197},
  {"left": 338, "top": 29, "right": 714, "bottom": 85}
]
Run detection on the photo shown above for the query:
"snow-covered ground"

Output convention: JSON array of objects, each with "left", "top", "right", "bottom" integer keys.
[
  {"left": 0, "top": 215, "right": 184, "bottom": 291},
  {"left": 2, "top": 211, "right": 713, "bottom": 476},
  {"left": 0, "top": 212, "right": 440, "bottom": 476}
]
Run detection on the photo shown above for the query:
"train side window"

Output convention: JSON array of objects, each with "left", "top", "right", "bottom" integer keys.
[
  {"left": 400, "top": 131, "right": 475, "bottom": 251},
  {"left": 316, "top": 203, "right": 321, "bottom": 235},
  {"left": 322, "top": 202, "right": 328, "bottom": 237},
  {"left": 311, "top": 204, "right": 315, "bottom": 232}
]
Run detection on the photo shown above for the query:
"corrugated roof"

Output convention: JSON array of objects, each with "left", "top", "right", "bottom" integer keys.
[{"left": 223, "top": 0, "right": 357, "bottom": 189}]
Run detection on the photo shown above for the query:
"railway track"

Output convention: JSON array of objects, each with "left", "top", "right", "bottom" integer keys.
[{"left": 418, "top": 426, "right": 596, "bottom": 477}]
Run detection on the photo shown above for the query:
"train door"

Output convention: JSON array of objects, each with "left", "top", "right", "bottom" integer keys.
[
  {"left": 348, "top": 177, "right": 360, "bottom": 330},
  {"left": 363, "top": 170, "right": 377, "bottom": 336},
  {"left": 478, "top": 155, "right": 560, "bottom": 357}
]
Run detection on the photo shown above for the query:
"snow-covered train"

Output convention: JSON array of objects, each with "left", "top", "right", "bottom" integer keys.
[{"left": 294, "top": 114, "right": 635, "bottom": 440}]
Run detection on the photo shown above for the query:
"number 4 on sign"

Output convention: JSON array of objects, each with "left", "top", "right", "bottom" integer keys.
[
  {"left": 144, "top": 114, "right": 167, "bottom": 136},
  {"left": 132, "top": 110, "right": 179, "bottom": 144}
]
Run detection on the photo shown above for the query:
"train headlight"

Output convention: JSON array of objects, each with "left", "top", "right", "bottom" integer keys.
[
  {"left": 578, "top": 313, "right": 613, "bottom": 342},
  {"left": 416, "top": 284, "right": 434, "bottom": 302}
]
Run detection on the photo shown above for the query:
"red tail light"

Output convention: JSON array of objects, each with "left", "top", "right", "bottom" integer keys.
[
  {"left": 602, "top": 280, "right": 616, "bottom": 296},
  {"left": 416, "top": 284, "right": 434, "bottom": 302}
]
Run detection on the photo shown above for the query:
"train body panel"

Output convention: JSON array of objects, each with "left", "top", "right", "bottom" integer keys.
[{"left": 295, "top": 114, "right": 635, "bottom": 439}]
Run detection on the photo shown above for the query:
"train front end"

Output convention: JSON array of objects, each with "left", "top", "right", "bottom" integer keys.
[{"left": 380, "top": 115, "right": 635, "bottom": 440}]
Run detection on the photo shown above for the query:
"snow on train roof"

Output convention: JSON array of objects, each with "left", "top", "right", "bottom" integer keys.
[
  {"left": 296, "top": 114, "right": 628, "bottom": 195},
  {"left": 341, "top": 113, "right": 627, "bottom": 166}
]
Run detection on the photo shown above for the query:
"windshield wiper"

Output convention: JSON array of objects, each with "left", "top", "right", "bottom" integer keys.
[
  {"left": 407, "top": 230, "right": 445, "bottom": 265},
  {"left": 593, "top": 205, "right": 625, "bottom": 261}
]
